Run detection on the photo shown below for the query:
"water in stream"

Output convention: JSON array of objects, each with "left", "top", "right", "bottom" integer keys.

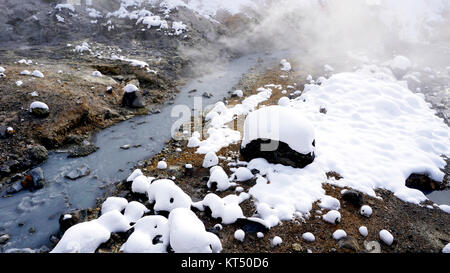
[{"left": 0, "top": 52, "right": 285, "bottom": 251}]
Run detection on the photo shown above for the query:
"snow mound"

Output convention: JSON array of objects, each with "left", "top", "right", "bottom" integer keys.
[
  {"left": 131, "top": 175, "right": 152, "bottom": 194},
  {"left": 322, "top": 210, "right": 341, "bottom": 224},
  {"left": 193, "top": 193, "right": 246, "bottom": 224},
  {"left": 29, "top": 101, "right": 49, "bottom": 112},
  {"left": 157, "top": 160, "right": 168, "bottom": 169},
  {"left": 202, "top": 151, "right": 218, "bottom": 168},
  {"left": 318, "top": 196, "right": 341, "bottom": 211},
  {"left": 124, "top": 201, "right": 149, "bottom": 223},
  {"left": 360, "top": 205, "right": 373, "bottom": 217},
  {"left": 302, "top": 232, "right": 315, "bottom": 242},
  {"left": 232, "top": 167, "right": 254, "bottom": 182},
  {"left": 31, "top": 70, "right": 44, "bottom": 78},
  {"left": 124, "top": 84, "right": 138, "bottom": 93},
  {"left": 280, "top": 59, "right": 291, "bottom": 71},
  {"left": 207, "top": 166, "right": 231, "bottom": 191},
  {"left": 127, "top": 169, "right": 144, "bottom": 182},
  {"left": 101, "top": 197, "right": 128, "bottom": 215},
  {"left": 234, "top": 229, "right": 245, "bottom": 242},
  {"left": 241, "top": 105, "right": 316, "bottom": 155},
  {"left": 333, "top": 229, "right": 347, "bottom": 240},
  {"left": 120, "top": 215, "right": 169, "bottom": 253},
  {"left": 147, "top": 179, "right": 192, "bottom": 212},
  {"left": 168, "top": 208, "right": 222, "bottom": 253},
  {"left": 51, "top": 210, "right": 130, "bottom": 253},
  {"left": 379, "top": 229, "right": 394, "bottom": 245},
  {"left": 359, "top": 226, "right": 368, "bottom": 237}
]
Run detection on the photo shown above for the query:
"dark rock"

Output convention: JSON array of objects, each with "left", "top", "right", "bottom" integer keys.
[
  {"left": 202, "top": 92, "right": 213, "bottom": 98},
  {"left": 28, "top": 145, "right": 48, "bottom": 163},
  {"left": 320, "top": 107, "right": 327, "bottom": 114},
  {"left": 0, "top": 234, "right": 10, "bottom": 244},
  {"left": 405, "top": 173, "right": 446, "bottom": 192},
  {"left": 342, "top": 190, "right": 363, "bottom": 207},
  {"left": 59, "top": 209, "right": 89, "bottom": 233},
  {"left": 122, "top": 91, "right": 145, "bottom": 108},
  {"left": 64, "top": 166, "right": 91, "bottom": 180},
  {"left": 68, "top": 143, "right": 99, "bottom": 158},
  {"left": 6, "top": 181, "right": 24, "bottom": 194},
  {"left": 235, "top": 218, "right": 269, "bottom": 234},
  {"left": 241, "top": 139, "right": 315, "bottom": 168},
  {"left": 338, "top": 236, "right": 360, "bottom": 252},
  {"left": 28, "top": 167, "right": 45, "bottom": 189}
]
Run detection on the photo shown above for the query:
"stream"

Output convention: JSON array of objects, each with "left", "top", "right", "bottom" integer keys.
[{"left": 0, "top": 51, "right": 285, "bottom": 252}]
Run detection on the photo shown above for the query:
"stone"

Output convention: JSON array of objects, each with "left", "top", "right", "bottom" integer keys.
[
  {"left": 58, "top": 209, "right": 89, "bottom": 233},
  {"left": 0, "top": 234, "right": 10, "bottom": 244},
  {"left": 338, "top": 236, "right": 360, "bottom": 252},
  {"left": 241, "top": 139, "right": 315, "bottom": 168},
  {"left": 405, "top": 173, "right": 446, "bottom": 192},
  {"left": 68, "top": 143, "right": 99, "bottom": 158},
  {"left": 292, "top": 243, "right": 303, "bottom": 252},
  {"left": 122, "top": 91, "right": 145, "bottom": 108},
  {"left": 202, "top": 92, "right": 213, "bottom": 98},
  {"left": 28, "top": 145, "right": 48, "bottom": 163},
  {"left": 342, "top": 190, "right": 363, "bottom": 207},
  {"left": 364, "top": 240, "right": 381, "bottom": 253},
  {"left": 64, "top": 166, "right": 91, "bottom": 180},
  {"left": 28, "top": 167, "right": 45, "bottom": 189},
  {"left": 120, "top": 144, "right": 131, "bottom": 150}
]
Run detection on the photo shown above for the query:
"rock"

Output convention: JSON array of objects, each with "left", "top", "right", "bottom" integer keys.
[
  {"left": 338, "top": 236, "right": 360, "bottom": 252},
  {"left": 364, "top": 240, "right": 381, "bottom": 253},
  {"left": 202, "top": 92, "right": 213, "bottom": 98},
  {"left": 64, "top": 166, "right": 91, "bottom": 180},
  {"left": 58, "top": 209, "right": 89, "bottom": 233},
  {"left": 28, "top": 145, "right": 48, "bottom": 163},
  {"left": 68, "top": 143, "right": 99, "bottom": 158},
  {"left": 342, "top": 190, "right": 363, "bottom": 207},
  {"left": 235, "top": 218, "right": 269, "bottom": 234},
  {"left": 30, "top": 101, "right": 49, "bottom": 117},
  {"left": 6, "top": 181, "right": 24, "bottom": 194},
  {"left": 122, "top": 86, "right": 145, "bottom": 108},
  {"left": 120, "top": 144, "right": 131, "bottom": 150},
  {"left": 28, "top": 167, "right": 45, "bottom": 189},
  {"left": 0, "top": 234, "right": 10, "bottom": 244},
  {"left": 241, "top": 139, "right": 315, "bottom": 169},
  {"left": 292, "top": 243, "right": 303, "bottom": 252},
  {"left": 405, "top": 173, "right": 445, "bottom": 192}
]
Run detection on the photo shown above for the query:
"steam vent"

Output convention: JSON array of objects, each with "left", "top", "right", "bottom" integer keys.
[{"left": 241, "top": 105, "right": 316, "bottom": 168}]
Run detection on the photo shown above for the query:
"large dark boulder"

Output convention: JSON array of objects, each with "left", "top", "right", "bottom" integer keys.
[
  {"left": 122, "top": 91, "right": 146, "bottom": 108},
  {"left": 240, "top": 139, "right": 315, "bottom": 168}
]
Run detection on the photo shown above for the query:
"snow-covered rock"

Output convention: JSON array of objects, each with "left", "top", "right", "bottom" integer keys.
[
  {"left": 131, "top": 175, "right": 152, "bottom": 194},
  {"left": 280, "top": 59, "right": 291, "bottom": 72},
  {"left": 0, "top": 66, "right": 5, "bottom": 73},
  {"left": 379, "top": 230, "right": 394, "bottom": 245},
  {"left": 123, "top": 84, "right": 138, "bottom": 93},
  {"left": 202, "top": 151, "right": 218, "bottom": 168},
  {"left": 234, "top": 229, "right": 245, "bottom": 242},
  {"left": 442, "top": 243, "right": 450, "bottom": 253},
  {"left": 124, "top": 201, "right": 149, "bottom": 223},
  {"left": 322, "top": 210, "right": 341, "bottom": 224},
  {"left": 232, "top": 90, "right": 243, "bottom": 98},
  {"left": 207, "top": 166, "right": 231, "bottom": 191},
  {"left": 332, "top": 229, "right": 347, "bottom": 240},
  {"left": 92, "top": 71, "right": 102, "bottom": 77},
  {"left": 127, "top": 169, "right": 143, "bottom": 182},
  {"left": 20, "top": 70, "right": 31, "bottom": 75},
  {"left": 302, "top": 232, "right": 315, "bottom": 242},
  {"left": 147, "top": 179, "right": 192, "bottom": 212},
  {"left": 439, "top": 204, "right": 450, "bottom": 214},
  {"left": 187, "top": 135, "right": 201, "bottom": 148},
  {"left": 232, "top": 167, "right": 254, "bottom": 182},
  {"left": 319, "top": 196, "right": 341, "bottom": 211},
  {"left": 168, "top": 208, "right": 222, "bottom": 253},
  {"left": 360, "top": 205, "right": 373, "bottom": 217},
  {"left": 389, "top": 55, "right": 412, "bottom": 76},
  {"left": 31, "top": 70, "right": 44, "bottom": 78},
  {"left": 101, "top": 197, "right": 128, "bottom": 215},
  {"left": 271, "top": 236, "right": 282, "bottom": 246},
  {"left": 157, "top": 161, "right": 168, "bottom": 170},
  {"left": 359, "top": 226, "right": 368, "bottom": 237},
  {"left": 194, "top": 193, "right": 244, "bottom": 224},
  {"left": 278, "top": 96, "right": 290, "bottom": 107},
  {"left": 120, "top": 215, "right": 169, "bottom": 253},
  {"left": 29, "top": 101, "right": 49, "bottom": 117}
]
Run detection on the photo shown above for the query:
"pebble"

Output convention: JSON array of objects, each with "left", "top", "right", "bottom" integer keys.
[{"left": 0, "top": 234, "right": 10, "bottom": 244}]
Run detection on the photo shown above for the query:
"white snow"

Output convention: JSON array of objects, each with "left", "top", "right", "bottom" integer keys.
[
  {"left": 241, "top": 105, "right": 316, "bottom": 155},
  {"left": 0, "top": 67, "right": 4, "bottom": 73},
  {"left": 74, "top": 42, "right": 91, "bottom": 54},
  {"left": 157, "top": 161, "right": 168, "bottom": 169},
  {"left": 92, "top": 71, "right": 102, "bottom": 77},
  {"left": 322, "top": 210, "right": 341, "bottom": 224},
  {"left": 16, "top": 81, "right": 23, "bottom": 87},
  {"left": 202, "top": 151, "right": 218, "bottom": 168},
  {"left": 123, "top": 201, "right": 149, "bottom": 223},
  {"left": 31, "top": 70, "right": 44, "bottom": 78},
  {"left": 127, "top": 169, "right": 144, "bottom": 182},
  {"left": 56, "top": 15, "right": 65, "bottom": 23},
  {"left": 232, "top": 167, "right": 254, "bottom": 182},
  {"left": 193, "top": 193, "right": 246, "bottom": 224},
  {"left": 257, "top": 232, "right": 264, "bottom": 238},
  {"left": 29, "top": 101, "right": 49, "bottom": 112},
  {"left": 187, "top": 135, "right": 201, "bottom": 148},
  {"left": 318, "top": 196, "right": 340, "bottom": 211},
  {"left": 280, "top": 59, "right": 291, "bottom": 72},
  {"left": 443, "top": 243, "right": 450, "bottom": 253},
  {"left": 439, "top": 204, "right": 450, "bottom": 214},
  {"left": 271, "top": 236, "right": 282, "bottom": 246},
  {"left": 278, "top": 96, "right": 290, "bottom": 107},
  {"left": 234, "top": 229, "right": 245, "bottom": 242},
  {"left": 302, "top": 232, "right": 315, "bottom": 242},
  {"left": 359, "top": 226, "right": 369, "bottom": 237},
  {"left": 360, "top": 205, "right": 373, "bottom": 217},
  {"left": 30, "top": 91, "right": 39, "bottom": 97},
  {"left": 332, "top": 229, "right": 347, "bottom": 240},
  {"left": 379, "top": 229, "right": 394, "bottom": 245},
  {"left": 51, "top": 210, "right": 131, "bottom": 253},
  {"left": 389, "top": 55, "right": 412, "bottom": 73},
  {"left": 147, "top": 179, "right": 192, "bottom": 212},
  {"left": 233, "top": 90, "right": 244, "bottom": 98},
  {"left": 168, "top": 208, "right": 222, "bottom": 253},
  {"left": 172, "top": 21, "right": 187, "bottom": 35},
  {"left": 120, "top": 215, "right": 169, "bottom": 253},
  {"left": 55, "top": 4, "right": 75, "bottom": 13},
  {"left": 124, "top": 84, "right": 138, "bottom": 93},
  {"left": 20, "top": 70, "right": 31, "bottom": 75},
  {"left": 101, "top": 197, "right": 128, "bottom": 215},
  {"left": 207, "top": 166, "right": 231, "bottom": 191}
]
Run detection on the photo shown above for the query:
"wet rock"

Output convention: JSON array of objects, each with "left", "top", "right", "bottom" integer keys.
[
  {"left": 0, "top": 234, "right": 10, "bottom": 244},
  {"left": 122, "top": 91, "right": 145, "bottom": 108},
  {"left": 28, "top": 167, "right": 45, "bottom": 189},
  {"left": 68, "top": 143, "right": 99, "bottom": 158},
  {"left": 338, "top": 236, "right": 360, "bottom": 252},
  {"left": 405, "top": 173, "right": 446, "bottom": 192},
  {"left": 28, "top": 145, "right": 48, "bottom": 163},
  {"left": 342, "top": 190, "right": 363, "bottom": 207},
  {"left": 241, "top": 139, "right": 315, "bottom": 168},
  {"left": 64, "top": 166, "right": 91, "bottom": 180}
]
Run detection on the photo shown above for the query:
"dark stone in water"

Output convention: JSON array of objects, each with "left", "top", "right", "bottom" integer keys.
[
  {"left": 342, "top": 190, "right": 363, "bottom": 207},
  {"left": 28, "top": 167, "right": 45, "bottom": 189},
  {"left": 241, "top": 139, "right": 315, "bottom": 168},
  {"left": 65, "top": 166, "right": 91, "bottom": 180}
]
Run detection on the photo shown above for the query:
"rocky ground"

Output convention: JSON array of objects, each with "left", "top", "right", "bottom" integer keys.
[{"left": 54, "top": 63, "right": 450, "bottom": 253}]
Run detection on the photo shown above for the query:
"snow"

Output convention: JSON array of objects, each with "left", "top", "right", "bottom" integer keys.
[
  {"left": 168, "top": 208, "right": 222, "bottom": 253},
  {"left": 278, "top": 96, "right": 290, "bottom": 107},
  {"left": 16, "top": 81, "right": 23, "bottom": 87},
  {"left": 443, "top": 243, "right": 450, "bottom": 253},
  {"left": 56, "top": 15, "right": 65, "bottom": 23},
  {"left": 233, "top": 90, "right": 244, "bottom": 98},
  {"left": 439, "top": 205, "right": 450, "bottom": 214},
  {"left": 187, "top": 135, "right": 201, "bottom": 148},
  {"left": 389, "top": 55, "right": 412, "bottom": 72},
  {"left": 138, "top": 15, "right": 168, "bottom": 29},
  {"left": 280, "top": 59, "right": 291, "bottom": 72},
  {"left": 51, "top": 211, "right": 131, "bottom": 253},
  {"left": 18, "top": 59, "right": 32, "bottom": 65},
  {"left": 202, "top": 151, "right": 218, "bottom": 168},
  {"left": 172, "top": 21, "right": 187, "bottom": 35},
  {"left": 207, "top": 166, "right": 231, "bottom": 191},
  {"left": 30, "top": 91, "right": 39, "bottom": 97},
  {"left": 241, "top": 105, "right": 316, "bottom": 155},
  {"left": 379, "top": 229, "right": 394, "bottom": 245},
  {"left": 20, "top": 70, "right": 31, "bottom": 75},
  {"left": 157, "top": 161, "right": 168, "bottom": 169},
  {"left": 271, "top": 236, "right": 282, "bottom": 246},
  {"left": 359, "top": 226, "right": 368, "bottom": 237},
  {"left": 92, "top": 71, "right": 102, "bottom": 77},
  {"left": 101, "top": 197, "right": 128, "bottom": 215},
  {"left": 214, "top": 224, "right": 223, "bottom": 230},
  {"left": 185, "top": 164, "right": 193, "bottom": 169},
  {"left": 55, "top": 4, "right": 75, "bottom": 13},
  {"left": 29, "top": 101, "right": 49, "bottom": 112},
  {"left": 124, "top": 84, "right": 138, "bottom": 93},
  {"left": 123, "top": 201, "right": 149, "bottom": 223},
  {"left": 193, "top": 193, "right": 245, "bottom": 224},
  {"left": 332, "top": 229, "right": 347, "bottom": 240},
  {"left": 360, "top": 205, "right": 373, "bottom": 217},
  {"left": 232, "top": 167, "right": 254, "bottom": 182},
  {"left": 0, "top": 67, "right": 4, "bottom": 73},
  {"left": 318, "top": 196, "right": 340, "bottom": 210},
  {"left": 257, "top": 232, "right": 264, "bottom": 238},
  {"left": 302, "top": 232, "right": 315, "bottom": 242},
  {"left": 120, "top": 215, "right": 169, "bottom": 253},
  {"left": 31, "top": 70, "right": 44, "bottom": 78},
  {"left": 234, "top": 229, "right": 245, "bottom": 242},
  {"left": 127, "top": 169, "right": 143, "bottom": 182},
  {"left": 74, "top": 42, "right": 91, "bottom": 54},
  {"left": 147, "top": 179, "right": 192, "bottom": 212},
  {"left": 322, "top": 210, "right": 341, "bottom": 224}
]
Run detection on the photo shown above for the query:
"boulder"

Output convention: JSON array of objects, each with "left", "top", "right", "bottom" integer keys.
[
  {"left": 122, "top": 84, "right": 145, "bottom": 108},
  {"left": 341, "top": 190, "right": 363, "bottom": 207},
  {"left": 28, "top": 167, "right": 45, "bottom": 189},
  {"left": 28, "top": 145, "right": 48, "bottom": 163},
  {"left": 68, "top": 143, "right": 99, "bottom": 158},
  {"left": 64, "top": 166, "right": 91, "bottom": 180}
]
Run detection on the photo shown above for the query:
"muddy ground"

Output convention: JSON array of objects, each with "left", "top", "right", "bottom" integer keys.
[{"left": 64, "top": 63, "right": 450, "bottom": 253}]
